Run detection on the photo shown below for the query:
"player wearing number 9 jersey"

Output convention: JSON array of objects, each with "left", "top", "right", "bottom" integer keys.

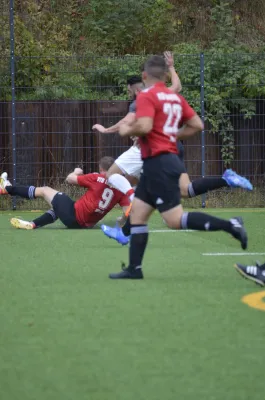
[
  {"left": 0, "top": 157, "right": 130, "bottom": 230},
  {"left": 74, "top": 170, "right": 130, "bottom": 227}
]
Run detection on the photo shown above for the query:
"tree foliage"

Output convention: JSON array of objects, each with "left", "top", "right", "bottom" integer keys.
[{"left": 1, "top": 0, "right": 265, "bottom": 165}]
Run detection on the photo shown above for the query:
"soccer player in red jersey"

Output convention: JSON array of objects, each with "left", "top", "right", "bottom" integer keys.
[
  {"left": 109, "top": 55, "right": 248, "bottom": 279},
  {"left": 0, "top": 157, "right": 131, "bottom": 230}
]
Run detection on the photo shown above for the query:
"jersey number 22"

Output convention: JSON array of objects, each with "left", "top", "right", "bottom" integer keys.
[{"left": 163, "top": 103, "right": 182, "bottom": 142}]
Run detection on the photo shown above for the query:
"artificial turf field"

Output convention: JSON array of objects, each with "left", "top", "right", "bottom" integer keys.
[{"left": 0, "top": 208, "right": 265, "bottom": 400}]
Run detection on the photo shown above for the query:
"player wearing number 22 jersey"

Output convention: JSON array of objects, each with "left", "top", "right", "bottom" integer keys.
[
  {"left": 137, "top": 83, "right": 195, "bottom": 159},
  {"left": 132, "top": 82, "right": 195, "bottom": 214}
]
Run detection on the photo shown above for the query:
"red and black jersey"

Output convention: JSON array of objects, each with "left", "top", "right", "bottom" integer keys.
[
  {"left": 74, "top": 173, "right": 130, "bottom": 227},
  {"left": 136, "top": 82, "right": 196, "bottom": 159}
]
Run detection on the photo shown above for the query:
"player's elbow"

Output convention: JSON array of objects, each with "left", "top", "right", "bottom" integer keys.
[
  {"left": 176, "top": 83, "right": 182, "bottom": 93},
  {"left": 197, "top": 119, "right": 204, "bottom": 131},
  {"left": 137, "top": 118, "right": 153, "bottom": 135},
  {"left": 189, "top": 116, "right": 204, "bottom": 132},
  {"left": 66, "top": 173, "right": 78, "bottom": 185},
  {"left": 139, "top": 126, "right": 151, "bottom": 135},
  {"left": 171, "top": 83, "right": 182, "bottom": 93}
]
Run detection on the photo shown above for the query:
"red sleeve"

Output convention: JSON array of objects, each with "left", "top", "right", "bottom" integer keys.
[
  {"left": 181, "top": 96, "right": 196, "bottom": 123},
  {"left": 77, "top": 173, "right": 97, "bottom": 188},
  {"left": 119, "top": 194, "right": 131, "bottom": 207},
  {"left": 136, "top": 92, "right": 156, "bottom": 119}
]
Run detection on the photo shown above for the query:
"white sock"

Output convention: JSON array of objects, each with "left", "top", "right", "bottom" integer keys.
[{"left": 107, "top": 174, "right": 134, "bottom": 202}]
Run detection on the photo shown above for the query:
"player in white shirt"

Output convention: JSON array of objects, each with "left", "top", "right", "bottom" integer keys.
[{"left": 92, "top": 52, "right": 182, "bottom": 213}]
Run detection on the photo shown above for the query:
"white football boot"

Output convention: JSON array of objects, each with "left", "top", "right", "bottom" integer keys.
[
  {"left": 10, "top": 218, "right": 35, "bottom": 230},
  {"left": 0, "top": 172, "right": 12, "bottom": 194}
]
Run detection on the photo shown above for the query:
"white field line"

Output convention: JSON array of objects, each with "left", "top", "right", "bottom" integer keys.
[
  {"left": 202, "top": 253, "right": 265, "bottom": 256},
  {"left": 149, "top": 229, "right": 194, "bottom": 233}
]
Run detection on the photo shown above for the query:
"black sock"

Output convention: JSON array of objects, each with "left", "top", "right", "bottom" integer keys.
[
  {"left": 129, "top": 225, "right": 149, "bottom": 268},
  {"left": 32, "top": 209, "right": 58, "bottom": 228},
  {"left": 188, "top": 178, "right": 228, "bottom": 197},
  {"left": 181, "top": 212, "right": 233, "bottom": 233},
  {"left": 6, "top": 185, "right": 36, "bottom": 199},
  {"left": 122, "top": 218, "right": 131, "bottom": 237}
]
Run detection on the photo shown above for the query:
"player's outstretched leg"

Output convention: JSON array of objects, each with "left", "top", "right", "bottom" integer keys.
[
  {"left": 182, "top": 169, "right": 252, "bottom": 198},
  {"left": 0, "top": 172, "right": 58, "bottom": 204},
  {"left": 11, "top": 209, "right": 58, "bottom": 230},
  {"left": 164, "top": 210, "right": 248, "bottom": 250},
  {"left": 234, "top": 261, "right": 265, "bottom": 286}
]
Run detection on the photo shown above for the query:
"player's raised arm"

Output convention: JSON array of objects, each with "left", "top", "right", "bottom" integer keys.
[
  {"left": 92, "top": 111, "right": 136, "bottom": 134},
  {"left": 164, "top": 51, "right": 182, "bottom": 93},
  {"left": 66, "top": 168, "right": 84, "bottom": 185}
]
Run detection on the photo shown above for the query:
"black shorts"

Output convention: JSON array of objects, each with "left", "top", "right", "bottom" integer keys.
[
  {"left": 135, "top": 153, "right": 186, "bottom": 213},
  {"left": 178, "top": 140, "right": 184, "bottom": 163},
  {"left": 51, "top": 192, "right": 81, "bottom": 229}
]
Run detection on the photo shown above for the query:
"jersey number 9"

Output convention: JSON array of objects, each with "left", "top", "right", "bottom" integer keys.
[{"left": 98, "top": 188, "right": 114, "bottom": 210}]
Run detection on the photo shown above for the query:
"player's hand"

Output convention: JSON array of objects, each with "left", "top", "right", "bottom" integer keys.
[
  {"left": 92, "top": 124, "right": 106, "bottom": 133},
  {"left": 74, "top": 168, "right": 83, "bottom": 175},
  {"left": 164, "top": 51, "right": 174, "bottom": 68},
  {"left": 119, "top": 123, "right": 131, "bottom": 137}
]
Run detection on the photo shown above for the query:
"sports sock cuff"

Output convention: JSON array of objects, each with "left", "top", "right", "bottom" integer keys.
[
  {"left": 130, "top": 225, "right": 148, "bottom": 235},
  {"left": 181, "top": 212, "right": 189, "bottom": 229},
  {"left": 28, "top": 186, "right": 36, "bottom": 199},
  {"left": 47, "top": 209, "right": 57, "bottom": 221},
  {"left": 188, "top": 183, "right": 195, "bottom": 198}
]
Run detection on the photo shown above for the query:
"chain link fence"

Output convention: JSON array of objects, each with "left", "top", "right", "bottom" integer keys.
[{"left": 0, "top": 2, "right": 264, "bottom": 210}]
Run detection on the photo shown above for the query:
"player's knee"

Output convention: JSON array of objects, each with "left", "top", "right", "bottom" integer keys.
[
  {"left": 179, "top": 174, "right": 190, "bottom": 199},
  {"left": 165, "top": 218, "right": 181, "bottom": 230},
  {"left": 180, "top": 184, "right": 189, "bottom": 198},
  {"left": 162, "top": 207, "right": 183, "bottom": 229},
  {"left": 40, "top": 186, "right": 52, "bottom": 197},
  {"left": 130, "top": 206, "right": 149, "bottom": 225},
  {"left": 130, "top": 213, "right": 147, "bottom": 225}
]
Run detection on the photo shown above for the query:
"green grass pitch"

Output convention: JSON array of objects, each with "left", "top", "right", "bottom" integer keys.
[{"left": 0, "top": 208, "right": 265, "bottom": 400}]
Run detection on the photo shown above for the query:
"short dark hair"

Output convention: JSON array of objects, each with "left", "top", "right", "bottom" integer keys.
[
  {"left": 99, "top": 156, "right": 115, "bottom": 172},
  {"left": 127, "top": 75, "right": 142, "bottom": 86},
  {"left": 144, "top": 55, "right": 168, "bottom": 80}
]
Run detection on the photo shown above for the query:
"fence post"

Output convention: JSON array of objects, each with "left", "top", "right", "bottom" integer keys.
[
  {"left": 9, "top": 0, "right": 16, "bottom": 210},
  {"left": 200, "top": 52, "right": 206, "bottom": 208}
]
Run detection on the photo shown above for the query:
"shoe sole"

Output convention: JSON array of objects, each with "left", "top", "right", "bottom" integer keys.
[
  {"left": 234, "top": 264, "right": 264, "bottom": 287},
  {"left": 109, "top": 275, "right": 143, "bottom": 279},
  {"left": 10, "top": 218, "right": 33, "bottom": 230}
]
